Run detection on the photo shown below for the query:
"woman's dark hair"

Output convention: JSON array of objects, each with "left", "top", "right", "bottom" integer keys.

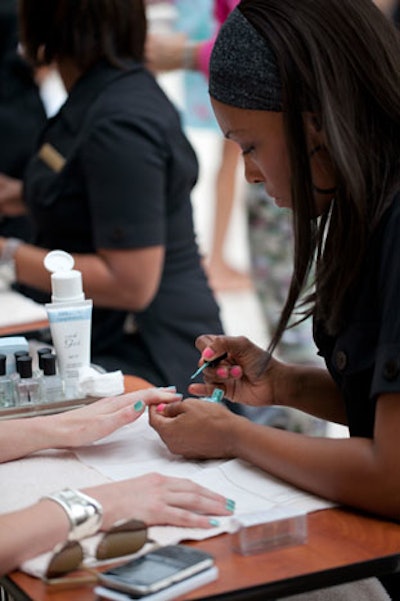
[
  {"left": 238, "top": 0, "right": 400, "bottom": 346},
  {"left": 18, "top": 0, "right": 146, "bottom": 70}
]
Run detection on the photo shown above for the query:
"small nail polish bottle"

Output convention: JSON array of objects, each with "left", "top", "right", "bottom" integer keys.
[
  {"left": 41, "top": 353, "right": 64, "bottom": 403},
  {"left": 36, "top": 347, "right": 53, "bottom": 376},
  {"left": 0, "top": 353, "right": 15, "bottom": 408},
  {"left": 15, "top": 355, "right": 41, "bottom": 406}
]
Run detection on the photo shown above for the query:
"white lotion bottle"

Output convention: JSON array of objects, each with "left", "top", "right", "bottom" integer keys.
[{"left": 44, "top": 250, "right": 93, "bottom": 399}]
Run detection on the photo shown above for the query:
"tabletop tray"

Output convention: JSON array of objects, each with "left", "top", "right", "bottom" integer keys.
[{"left": 0, "top": 396, "right": 100, "bottom": 420}]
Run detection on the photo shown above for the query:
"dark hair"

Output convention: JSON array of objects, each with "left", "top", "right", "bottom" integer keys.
[
  {"left": 238, "top": 0, "right": 400, "bottom": 346},
  {"left": 18, "top": 0, "right": 146, "bottom": 70}
]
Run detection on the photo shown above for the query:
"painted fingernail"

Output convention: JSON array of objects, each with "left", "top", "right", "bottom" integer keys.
[
  {"left": 203, "top": 347, "right": 214, "bottom": 360},
  {"left": 230, "top": 366, "right": 241, "bottom": 378},
  {"left": 164, "top": 386, "right": 177, "bottom": 391},
  {"left": 211, "top": 388, "right": 224, "bottom": 403},
  {"left": 156, "top": 403, "right": 166, "bottom": 412},
  {"left": 209, "top": 518, "right": 220, "bottom": 527},
  {"left": 134, "top": 400, "right": 144, "bottom": 411},
  {"left": 226, "top": 499, "right": 236, "bottom": 511},
  {"left": 216, "top": 367, "right": 228, "bottom": 378}
]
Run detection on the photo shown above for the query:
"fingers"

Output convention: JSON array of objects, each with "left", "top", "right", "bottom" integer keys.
[
  {"left": 148, "top": 401, "right": 183, "bottom": 425},
  {"left": 146, "top": 476, "right": 235, "bottom": 528},
  {"left": 195, "top": 335, "right": 252, "bottom": 374},
  {"left": 89, "top": 387, "right": 182, "bottom": 414},
  {"left": 95, "top": 391, "right": 180, "bottom": 433}
]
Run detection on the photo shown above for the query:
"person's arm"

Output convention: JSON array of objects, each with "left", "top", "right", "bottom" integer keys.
[
  {"left": 0, "top": 387, "right": 182, "bottom": 463},
  {"left": 0, "top": 239, "right": 164, "bottom": 312},
  {"left": 1, "top": 498, "right": 70, "bottom": 575},
  {"left": 374, "top": 0, "right": 398, "bottom": 16},
  {"left": 0, "top": 174, "right": 26, "bottom": 216},
  {"left": 0, "top": 107, "right": 174, "bottom": 311},
  {"left": 150, "top": 391, "right": 400, "bottom": 521},
  {"left": 187, "top": 334, "right": 347, "bottom": 424},
  {"left": 0, "top": 473, "right": 234, "bottom": 576}
]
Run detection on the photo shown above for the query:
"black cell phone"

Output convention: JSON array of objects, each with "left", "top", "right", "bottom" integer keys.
[{"left": 97, "top": 544, "right": 214, "bottom": 597}]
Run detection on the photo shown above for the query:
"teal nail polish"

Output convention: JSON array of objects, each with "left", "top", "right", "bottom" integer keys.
[
  {"left": 202, "top": 388, "right": 225, "bottom": 403},
  {"left": 209, "top": 518, "right": 220, "bottom": 527},
  {"left": 226, "top": 499, "right": 236, "bottom": 511},
  {"left": 211, "top": 388, "right": 224, "bottom": 403},
  {"left": 134, "top": 400, "right": 144, "bottom": 411}
]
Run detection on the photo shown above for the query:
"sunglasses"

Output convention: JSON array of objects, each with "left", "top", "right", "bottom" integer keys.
[{"left": 45, "top": 518, "right": 151, "bottom": 584}]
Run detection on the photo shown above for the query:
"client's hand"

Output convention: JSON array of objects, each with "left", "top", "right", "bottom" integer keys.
[
  {"left": 85, "top": 472, "right": 235, "bottom": 531},
  {"left": 0, "top": 387, "right": 183, "bottom": 462},
  {"left": 47, "top": 387, "right": 183, "bottom": 448}
]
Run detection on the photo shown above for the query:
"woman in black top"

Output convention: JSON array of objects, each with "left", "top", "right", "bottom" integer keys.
[
  {"left": 0, "top": 0, "right": 46, "bottom": 240},
  {"left": 149, "top": 1, "right": 400, "bottom": 597},
  {"left": 0, "top": 0, "right": 223, "bottom": 394}
]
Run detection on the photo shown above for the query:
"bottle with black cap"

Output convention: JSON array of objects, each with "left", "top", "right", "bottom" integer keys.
[
  {"left": 41, "top": 353, "right": 64, "bottom": 403},
  {"left": 15, "top": 355, "right": 41, "bottom": 405},
  {"left": 36, "top": 346, "right": 54, "bottom": 376},
  {"left": 10, "top": 349, "right": 30, "bottom": 386},
  {"left": 0, "top": 353, "right": 15, "bottom": 408}
]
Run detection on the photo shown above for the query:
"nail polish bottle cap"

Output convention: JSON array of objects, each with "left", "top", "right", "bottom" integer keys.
[
  {"left": 44, "top": 250, "right": 84, "bottom": 303},
  {"left": 16, "top": 355, "right": 33, "bottom": 378},
  {"left": 37, "top": 347, "right": 53, "bottom": 370},
  {"left": 42, "top": 353, "right": 57, "bottom": 376}
]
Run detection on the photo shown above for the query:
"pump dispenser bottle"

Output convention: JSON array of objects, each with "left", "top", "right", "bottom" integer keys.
[{"left": 44, "top": 250, "right": 93, "bottom": 399}]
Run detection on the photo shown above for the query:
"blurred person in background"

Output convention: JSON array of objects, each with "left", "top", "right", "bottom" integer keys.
[
  {"left": 146, "top": 0, "right": 251, "bottom": 292},
  {"left": 0, "top": 0, "right": 46, "bottom": 243},
  {"left": 0, "top": 0, "right": 224, "bottom": 396}
]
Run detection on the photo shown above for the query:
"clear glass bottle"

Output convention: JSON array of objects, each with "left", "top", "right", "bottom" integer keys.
[
  {"left": 36, "top": 346, "right": 54, "bottom": 377},
  {"left": 0, "top": 353, "right": 15, "bottom": 408},
  {"left": 41, "top": 353, "right": 64, "bottom": 403},
  {"left": 10, "top": 350, "right": 29, "bottom": 386},
  {"left": 15, "top": 355, "right": 41, "bottom": 406}
]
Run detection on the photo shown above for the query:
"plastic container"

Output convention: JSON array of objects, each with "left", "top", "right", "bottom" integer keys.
[
  {"left": 231, "top": 508, "right": 307, "bottom": 555},
  {"left": 44, "top": 250, "right": 93, "bottom": 399}
]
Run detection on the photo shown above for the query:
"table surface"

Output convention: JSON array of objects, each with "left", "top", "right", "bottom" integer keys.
[
  {"left": 2, "top": 379, "right": 400, "bottom": 600},
  {"left": 0, "top": 320, "right": 49, "bottom": 337},
  {"left": 3, "top": 507, "right": 400, "bottom": 601}
]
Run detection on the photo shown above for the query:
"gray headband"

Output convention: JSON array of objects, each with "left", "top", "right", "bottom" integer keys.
[{"left": 209, "top": 8, "right": 282, "bottom": 111}]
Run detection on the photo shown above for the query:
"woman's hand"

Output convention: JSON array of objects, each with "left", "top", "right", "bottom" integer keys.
[
  {"left": 0, "top": 174, "right": 25, "bottom": 216},
  {"left": 42, "top": 387, "right": 183, "bottom": 449},
  {"left": 189, "top": 334, "right": 281, "bottom": 408},
  {"left": 85, "top": 472, "right": 235, "bottom": 530},
  {"left": 145, "top": 32, "right": 188, "bottom": 73},
  {"left": 149, "top": 398, "right": 243, "bottom": 459}
]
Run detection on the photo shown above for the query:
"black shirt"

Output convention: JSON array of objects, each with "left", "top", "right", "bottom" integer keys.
[
  {"left": 314, "top": 194, "right": 400, "bottom": 597},
  {"left": 0, "top": 9, "right": 47, "bottom": 240},
  {"left": 314, "top": 194, "right": 400, "bottom": 438},
  {"left": 22, "top": 60, "right": 223, "bottom": 394}
]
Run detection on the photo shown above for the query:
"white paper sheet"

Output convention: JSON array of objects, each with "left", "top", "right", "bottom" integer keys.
[
  {"left": 75, "top": 410, "right": 225, "bottom": 480},
  {"left": 1, "top": 410, "right": 335, "bottom": 578},
  {"left": 75, "top": 409, "right": 335, "bottom": 543},
  {"left": 0, "top": 290, "right": 48, "bottom": 327}
]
